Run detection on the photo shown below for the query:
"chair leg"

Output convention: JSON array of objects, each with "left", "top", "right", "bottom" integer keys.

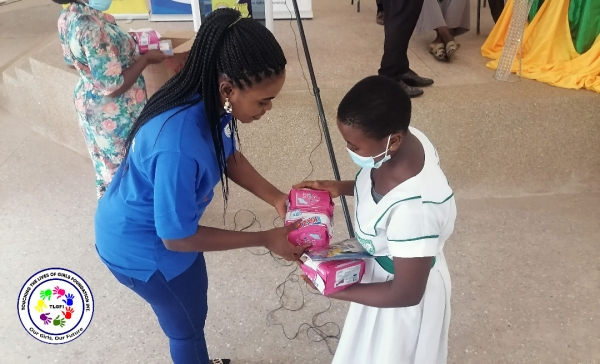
[
  {"left": 477, "top": 0, "right": 481, "bottom": 34},
  {"left": 484, "top": 0, "right": 487, "bottom": 8},
  {"left": 357, "top": 0, "right": 360, "bottom": 12},
  {"left": 351, "top": 0, "right": 354, "bottom": 5}
]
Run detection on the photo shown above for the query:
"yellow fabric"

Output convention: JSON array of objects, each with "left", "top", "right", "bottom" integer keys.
[
  {"left": 62, "top": 0, "right": 149, "bottom": 16},
  {"left": 481, "top": 0, "right": 600, "bottom": 93}
]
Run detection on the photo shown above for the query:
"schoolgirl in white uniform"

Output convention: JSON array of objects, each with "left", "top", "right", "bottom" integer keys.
[{"left": 296, "top": 75, "right": 457, "bottom": 364}]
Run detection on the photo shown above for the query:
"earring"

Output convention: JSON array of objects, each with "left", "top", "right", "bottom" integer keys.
[{"left": 224, "top": 98, "right": 233, "bottom": 114}]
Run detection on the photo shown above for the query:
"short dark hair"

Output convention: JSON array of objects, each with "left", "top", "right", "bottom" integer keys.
[
  {"left": 124, "top": 8, "right": 287, "bottom": 206},
  {"left": 337, "top": 75, "right": 411, "bottom": 140},
  {"left": 52, "top": 0, "right": 74, "bottom": 4}
]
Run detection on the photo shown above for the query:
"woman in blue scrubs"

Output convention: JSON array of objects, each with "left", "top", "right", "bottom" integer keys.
[{"left": 94, "top": 9, "right": 305, "bottom": 364}]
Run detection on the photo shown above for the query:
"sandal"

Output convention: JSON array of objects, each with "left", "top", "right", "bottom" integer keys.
[
  {"left": 445, "top": 40, "right": 461, "bottom": 61},
  {"left": 429, "top": 43, "right": 446, "bottom": 61}
]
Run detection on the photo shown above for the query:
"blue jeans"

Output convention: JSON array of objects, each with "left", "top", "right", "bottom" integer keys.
[{"left": 108, "top": 254, "right": 210, "bottom": 364}]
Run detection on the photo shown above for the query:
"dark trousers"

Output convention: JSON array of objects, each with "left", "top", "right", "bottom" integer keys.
[
  {"left": 109, "top": 255, "right": 210, "bottom": 364},
  {"left": 488, "top": 0, "right": 505, "bottom": 23},
  {"left": 378, "top": 0, "right": 425, "bottom": 79}
]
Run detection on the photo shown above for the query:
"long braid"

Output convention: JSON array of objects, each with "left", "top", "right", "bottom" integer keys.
[{"left": 123, "top": 8, "right": 287, "bottom": 209}]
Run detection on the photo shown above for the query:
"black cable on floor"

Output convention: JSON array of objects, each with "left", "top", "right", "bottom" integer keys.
[{"left": 226, "top": 8, "right": 341, "bottom": 356}]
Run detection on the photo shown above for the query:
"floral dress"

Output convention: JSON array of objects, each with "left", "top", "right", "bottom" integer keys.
[{"left": 58, "top": 3, "right": 147, "bottom": 199}]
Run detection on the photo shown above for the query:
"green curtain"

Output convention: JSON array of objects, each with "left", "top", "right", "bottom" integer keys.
[
  {"left": 528, "top": 0, "right": 545, "bottom": 23},
  {"left": 528, "top": 0, "right": 600, "bottom": 54},
  {"left": 568, "top": 0, "right": 600, "bottom": 54}
]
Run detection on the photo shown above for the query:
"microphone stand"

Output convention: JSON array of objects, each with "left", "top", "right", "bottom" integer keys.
[{"left": 289, "top": 0, "right": 355, "bottom": 239}]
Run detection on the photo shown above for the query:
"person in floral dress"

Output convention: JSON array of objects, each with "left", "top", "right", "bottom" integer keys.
[{"left": 54, "top": 0, "right": 166, "bottom": 199}]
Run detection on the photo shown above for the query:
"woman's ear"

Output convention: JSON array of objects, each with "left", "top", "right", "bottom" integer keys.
[
  {"left": 389, "top": 133, "right": 403, "bottom": 152},
  {"left": 218, "top": 76, "right": 235, "bottom": 100}
]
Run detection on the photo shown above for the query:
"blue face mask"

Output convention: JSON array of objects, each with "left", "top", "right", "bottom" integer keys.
[
  {"left": 87, "top": 0, "right": 113, "bottom": 11},
  {"left": 347, "top": 135, "right": 392, "bottom": 169}
]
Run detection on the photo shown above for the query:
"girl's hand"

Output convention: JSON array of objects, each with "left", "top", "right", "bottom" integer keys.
[
  {"left": 300, "top": 274, "right": 319, "bottom": 291},
  {"left": 262, "top": 221, "right": 309, "bottom": 261},
  {"left": 296, "top": 260, "right": 320, "bottom": 293},
  {"left": 272, "top": 192, "right": 288, "bottom": 220},
  {"left": 143, "top": 50, "right": 169, "bottom": 65},
  {"left": 293, "top": 180, "right": 342, "bottom": 198}
]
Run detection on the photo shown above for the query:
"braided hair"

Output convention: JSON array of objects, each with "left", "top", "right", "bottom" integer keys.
[
  {"left": 124, "top": 8, "right": 287, "bottom": 207},
  {"left": 337, "top": 75, "right": 411, "bottom": 140}
]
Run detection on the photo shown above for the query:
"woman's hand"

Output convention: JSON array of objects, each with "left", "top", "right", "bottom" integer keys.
[
  {"left": 263, "top": 221, "right": 309, "bottom": 261},
  {"left": 293, "top": 180, "right": 343, "bottom": 198},
  {"left": 164, "top": 223, "right": 307, "bottom": 259},
  {"left": 107, "top": 50, "right": 169, "bottom": 98},
  {"left": 226, "top": 152, "right": 290, "bottom": 218},
  {"left": 143, "top": 50, "right": 169, "bottom": 64}
]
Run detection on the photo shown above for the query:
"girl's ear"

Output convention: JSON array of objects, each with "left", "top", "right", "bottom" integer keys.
[{"left": 388, "top": 133, "right": 403, "bottom": 152}]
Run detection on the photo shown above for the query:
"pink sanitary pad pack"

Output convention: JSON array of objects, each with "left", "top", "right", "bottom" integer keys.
[
  {"left": 288, "top": 188, "right": 334, "bottom": 216},
  {"left": 301, "top": 256, "right": 366, "bottom": 296},
  {"left": 285, "top": 211, "right": 333, "bottom": 234},
  {"left": 287, "top": 224, "right": 329, "bottom": 250},
  {"left": 130, "top": 29, "right": 173, "bottom": 55},
  {"left": 285, "top": 188, "right": 334, "bottom": 249}
]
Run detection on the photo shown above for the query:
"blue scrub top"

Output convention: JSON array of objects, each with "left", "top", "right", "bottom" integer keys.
[{"left": 94, "top": 97, "right": 236, "bottom": 282}]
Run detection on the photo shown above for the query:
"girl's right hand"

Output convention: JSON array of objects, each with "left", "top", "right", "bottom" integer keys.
[
  {"left": 293, "top": 180, "right": 342, "bottom": 198},
  {"left": 144, "top": 50, "right": 169, "bottom": 65},
  {"left": 262, "top": 221, "right": 309, "bottom": 261}
]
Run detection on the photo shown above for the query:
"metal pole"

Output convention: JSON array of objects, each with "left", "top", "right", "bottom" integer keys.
[
  {"left": 191, "top": 0, "right": 202, "bottom": 32},
  {"left": 290, "top": 0, "right": 355, "bottom": 239},
  {"left": 477, "top": 0, "right": 481, "bottom": 34},
  {"left": 265, "top": 0, "right": 274, "bottom": 32}
]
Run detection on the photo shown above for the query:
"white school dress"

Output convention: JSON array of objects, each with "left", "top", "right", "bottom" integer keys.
[{"left": 332, "top": 127, "right": 457, "bottom": 364}]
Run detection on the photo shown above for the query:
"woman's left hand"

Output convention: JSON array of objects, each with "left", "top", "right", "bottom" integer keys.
[{"left": 273, "top": 192, "right": 288, "bottom": 220}]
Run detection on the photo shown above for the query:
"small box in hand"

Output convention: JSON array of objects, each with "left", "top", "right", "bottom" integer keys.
[
  {"left": 301, "top": 256, "right": 365, "bottom": 296},
  {"left": 285, "top": 188, "right": 334, "bottom": 250},
  {"left": 130, "top": 29, "right": 161, "bottom": 55}
]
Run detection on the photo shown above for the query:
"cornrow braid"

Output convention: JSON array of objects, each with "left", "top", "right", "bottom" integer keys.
[{"left": 123, "top": 8, "right": 287, "bottom": 210}]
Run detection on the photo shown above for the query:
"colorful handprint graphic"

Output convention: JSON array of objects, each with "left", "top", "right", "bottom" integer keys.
[
  {"left": 34, "top": 300, "right": 48, "bottom": 313},
  {"left": 35, "top": 287, "right": 78, "bottom": 327},
  {"left": 53, "top": 315, "right": 66, "bottom": 328},
  {"left": 62, "top": 293, "right": 75, "bottom": 306},
  {"left": 62, "top": 307, "right": 75, "bottom": 319},
  {"left": 40, "top": 289, "right": 52, "bottom": 301},
  {"left": 53, "top": 286, "right": 66, "bottom": 299},
  {"left": 39, "top": 313, "right": 52, "bottom": 325}
]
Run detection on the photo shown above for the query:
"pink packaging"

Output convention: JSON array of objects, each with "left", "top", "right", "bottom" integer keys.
[
  {"left": 288, "top": 224, "right": 329, "bottom": 249},
  {"left": 301, "top": 257, "right": 366, "bottom": 296},
  {"left": 285, "top": 211, "right": 333, "bottom": 236},
  {"left": 288, "top": 189, "right": 334, "bottom": 216},
  {"left": 130, "top": 29, "right": 161, "bottom": 54}
]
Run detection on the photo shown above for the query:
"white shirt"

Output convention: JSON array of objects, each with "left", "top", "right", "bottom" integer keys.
[{"left": 353, "top": 127, "right": 456, "bottom": 271}]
